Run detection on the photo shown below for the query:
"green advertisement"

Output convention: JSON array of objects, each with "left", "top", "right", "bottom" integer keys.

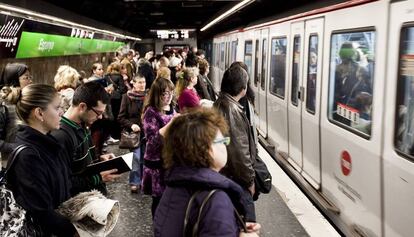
[{"left": 16, "top": 31, "right": 125, "bottom": 58}]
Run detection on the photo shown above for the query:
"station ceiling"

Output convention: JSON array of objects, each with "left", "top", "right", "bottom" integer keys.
[{"left": 42, "top": 0, "right": 345, "bottom": 39}]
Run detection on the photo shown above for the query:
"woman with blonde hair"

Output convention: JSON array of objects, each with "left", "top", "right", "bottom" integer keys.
[
  {"left": 156, "top": 67, "right": 171, "bottom": 80},
  {"left": 53, "top": 65, "right": 80, "bottom": 112},
  {"left": 176, "top": 67, "right": 200, "bottom": 112}
]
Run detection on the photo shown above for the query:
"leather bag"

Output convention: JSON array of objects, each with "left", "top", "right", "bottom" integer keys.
[{"left": 118, "top": 130, "right": 140, "bottom": 149}]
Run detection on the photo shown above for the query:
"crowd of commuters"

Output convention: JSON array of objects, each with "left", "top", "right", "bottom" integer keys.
[{"left": 0, "top": 46, "right": 262, "bottom": 237}]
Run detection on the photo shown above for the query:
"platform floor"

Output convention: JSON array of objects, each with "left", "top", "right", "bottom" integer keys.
[{"left": 105, "top": 144, "right": 311, "bottom": 237}]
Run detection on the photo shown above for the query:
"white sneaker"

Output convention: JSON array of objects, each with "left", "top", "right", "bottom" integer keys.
[{"left": 107, "top": 136, "right": 119, "bottom": 145}]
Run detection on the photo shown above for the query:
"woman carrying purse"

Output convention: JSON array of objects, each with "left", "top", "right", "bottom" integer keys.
[
  {"left": 117, "top": 74, "right": 146, "bottom": 192},
  {"left": 6, "top": 84, "right": 78, "bottom": 236}
]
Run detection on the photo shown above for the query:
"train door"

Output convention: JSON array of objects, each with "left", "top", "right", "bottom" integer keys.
[
  {"left": 320, "top": 1, "right": 387, "bottom": 235},
  {"left": 267, "top": 23, "right": 289, "bottom": 155},
  {"left": 383, "top": 1, "right": 414, "bottom": 236},
  {"left": 301, "top": 18, "right": 324, "bottom": 188},
  {"left": 287, "top": 21, "right": 305, "bottom": 170},
  {"left": 258, "top": 29, "right": 269, "bottom": 137}
]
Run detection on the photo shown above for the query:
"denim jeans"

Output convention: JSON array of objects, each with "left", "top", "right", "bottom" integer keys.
[{"left": 129, "top": 147, "right": 142, "bottom": 186}]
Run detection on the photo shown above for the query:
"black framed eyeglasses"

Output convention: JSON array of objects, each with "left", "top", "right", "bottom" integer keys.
[
  {"left": 89, "top": 107, "right": 104, "bottom": 117},
  {"left": 213, "top": 137, "right": 230, "bottom": 146}
]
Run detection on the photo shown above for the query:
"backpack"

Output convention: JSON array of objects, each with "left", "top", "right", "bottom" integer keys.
[{"left": 253, "top": 155, "right": 272, "bottom": 201}]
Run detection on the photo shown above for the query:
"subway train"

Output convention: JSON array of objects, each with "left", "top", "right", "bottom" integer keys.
[{"left": 210, "top": 0, "right": 414, "bottom": 236}]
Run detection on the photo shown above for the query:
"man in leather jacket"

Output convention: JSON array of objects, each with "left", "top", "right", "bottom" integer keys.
[{"left": 213, "top": 65, "right": 257, "bottom": 222}]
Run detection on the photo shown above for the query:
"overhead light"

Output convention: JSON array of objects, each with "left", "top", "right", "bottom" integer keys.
[
  {"left": 0, "top": 3, "right": 141, "bottom": 41},
  {"left": 200, "top": 0, "right": 255, "bottom": 32}
]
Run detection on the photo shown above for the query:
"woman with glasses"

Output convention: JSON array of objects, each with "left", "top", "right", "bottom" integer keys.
[
  {"left": 118, "top": 74, "right": 147, "bottom": 192},
  {"left": 154, "top": 108, "right": 260, "bottom": 237},
  {"left": 0, "top": 63, "right": 33, "bottom": 169},
  {"left": 141, "top": 77, "right": 177, "bottom": 217}
]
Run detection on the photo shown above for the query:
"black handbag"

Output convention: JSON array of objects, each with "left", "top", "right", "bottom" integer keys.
[
  {"left": 0, "top": 145, "right": 44, "bottom": 237},
  {"left": 253, "top": 155, "right": 272, "bottom": 201},
  {"left": 118, "top": 130, "right": 140, "bottom": 149}
]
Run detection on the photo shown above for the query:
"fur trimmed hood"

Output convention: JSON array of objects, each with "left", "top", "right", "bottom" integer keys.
[{"left": 57, "top": 190, "right": 119, "bottom": 237}]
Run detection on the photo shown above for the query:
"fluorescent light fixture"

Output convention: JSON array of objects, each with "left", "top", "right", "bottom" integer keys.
[
  {"left": 200, "top": 0, "right": 255, "bottom": 32},
  {"left": 0, "top": 3, "right": 141, "bottom": 41}
]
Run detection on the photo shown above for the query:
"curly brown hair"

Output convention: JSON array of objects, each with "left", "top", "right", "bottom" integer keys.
[{"left": 163, "top": 107, "right": 228, "bottom": 170}]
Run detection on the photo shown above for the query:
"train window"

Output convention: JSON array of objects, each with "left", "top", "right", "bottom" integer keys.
[
  {"left": 254, "top": 39, "right": 260, "bottom": 87},
  {"left": 244, "top": 40, "right": 253, "bottom": 75},
  {"left": 328, "top": 30, "right": 376, "bottom": 137},
  {"left": 306, "top": 35, "right": 319, "bottom": 114},
  {"left": 291, "top": 36, "right": 301, "bottom": 106},
  {"left": 261, "top": 38, "right": 268, "bottom": 91},
  {"left": 232, "top": 40, "right": 238, "bottom": 63},
  {"left": 395, "top": 26, "right": 414, "bottom": 158},
  {"left": 269, "top": 37, "right": 287, "bottom": 98}
]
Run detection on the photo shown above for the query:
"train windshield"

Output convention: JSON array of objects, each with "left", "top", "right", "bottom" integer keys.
[{"left": 328, "top": 30, "right": 376, "bottom": 137}]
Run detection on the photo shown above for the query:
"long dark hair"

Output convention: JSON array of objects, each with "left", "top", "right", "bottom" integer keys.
[{"left": 143, "top": 77, "right": 175, "bottom": 116}]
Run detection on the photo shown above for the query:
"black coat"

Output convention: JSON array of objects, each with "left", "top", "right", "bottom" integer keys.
[
  {"left": 117, "top": 91, "right": 145, "bottom": 131},
  {"left": 213, "top": 93, "right": 256, "bottom": 189},
  {"left": 8, "top": 125, "right": 76, "bottom": 237}
]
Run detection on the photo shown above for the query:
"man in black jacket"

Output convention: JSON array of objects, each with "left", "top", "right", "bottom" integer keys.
[
  {"left": 213, "top": 65, "right": 257, "bottom": 222},
  {"left": 51, "top": 82, "right": 120, "bottom": 196}
]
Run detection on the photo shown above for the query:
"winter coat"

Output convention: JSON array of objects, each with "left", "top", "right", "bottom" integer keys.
[
  {"left": 213, "top": 93, "right": 256, "bottom": 189},
  {"left": 8, "top": 125, "right": 76, "bottom": 237},
  {"left": 0, "top": 102, "right": 19, "bottom": 167},
  {"left": 105, "top": 73, "right": 127, "bottom": 100},
  {"left": 117, "top": 90, "right": 146, "bottom": 131},
  {"left": 141, "top": 106, "right": 176, "bottom": 197},
  {"left": 196, "top": 75, "right": 216, "bottom": 101},
  {"left": 58, "top": 87, "right": 75, "bottom": 113},
  {"left": 154, "top": 166, "right": 246, "bottom": 237}
]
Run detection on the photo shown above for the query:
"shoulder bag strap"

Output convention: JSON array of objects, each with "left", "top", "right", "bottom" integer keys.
[
  {"left": 0, "top": 144, "right": 29, "bottom": 183},
  {"left": 183, "top": 189, "right": 247, "bottom": 236},
  {"left": 183, "top": 190, "right": 201, "bottom": 237},
  {"left": 192, "top": 189, "right": 218, "bottom": 237}
]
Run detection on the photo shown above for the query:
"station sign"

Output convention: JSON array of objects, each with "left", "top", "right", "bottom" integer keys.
[
  {"left": 16, "top": 31, "right": 124, "bottom": 58},
  {"left": 0, "top": 13, "right": 125, "bottom": 59}
]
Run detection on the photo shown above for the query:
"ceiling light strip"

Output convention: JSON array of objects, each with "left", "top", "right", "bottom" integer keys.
[
  {"left": 200, "top": 0, "right": 255, "bottom": 32},
  {"left": 0, "top": 3, "right": 141, "bottom": 41}
]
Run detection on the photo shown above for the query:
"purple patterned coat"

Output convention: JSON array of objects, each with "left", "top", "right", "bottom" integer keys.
[{"left": 141, "top": 106, "right": 176, "bottom": 197}]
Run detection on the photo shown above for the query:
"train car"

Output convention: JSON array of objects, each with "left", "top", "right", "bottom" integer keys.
[{"left": 211, "top": 0, "right": 414, "bottom": 236}]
